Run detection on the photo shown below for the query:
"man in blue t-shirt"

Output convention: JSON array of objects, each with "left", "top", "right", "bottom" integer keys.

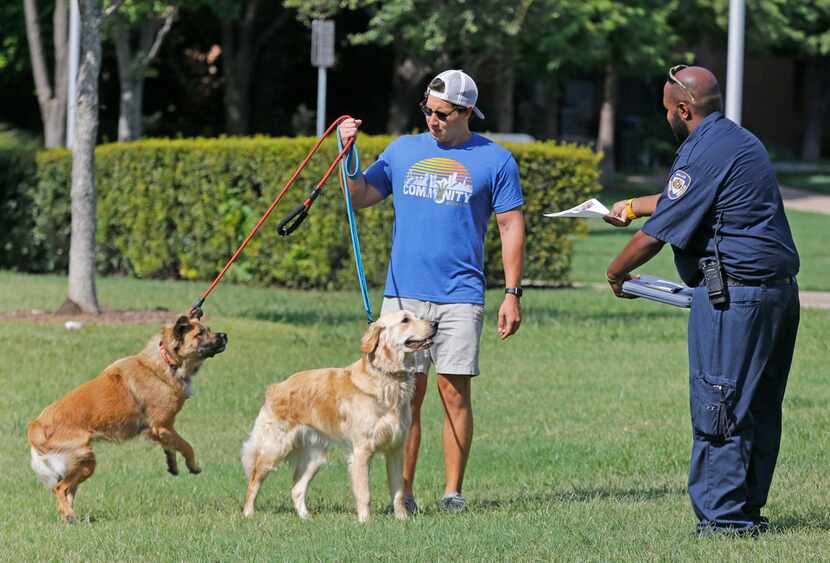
[
  {"left": 339, "top": 69, "right": 525, "bottom": 513},
  {"left": 605, "top": 66, "right": 799, "bottom": 538}
]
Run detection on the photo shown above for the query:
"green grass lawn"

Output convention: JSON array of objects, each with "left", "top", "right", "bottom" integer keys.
[{"left": 1, "top": 270, "right": 828, "bottom": 561}]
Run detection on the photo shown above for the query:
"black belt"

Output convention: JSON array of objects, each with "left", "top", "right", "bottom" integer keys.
[{"left": 725, "top": 276, "right": 795, "bottom": 287}]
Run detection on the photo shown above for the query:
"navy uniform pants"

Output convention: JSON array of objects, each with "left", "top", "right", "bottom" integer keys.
[{"left": 687, "top": 282, "right": 799, "bottom": 530}]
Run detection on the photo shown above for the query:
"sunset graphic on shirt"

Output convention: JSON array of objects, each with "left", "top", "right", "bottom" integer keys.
[{"left": 402, "top": 157, "right": 473, "bottom": 206}]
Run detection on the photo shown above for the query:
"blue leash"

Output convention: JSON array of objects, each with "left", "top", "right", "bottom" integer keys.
[{"left": 336, "top": 131, "right": 373, "bottom": 324}]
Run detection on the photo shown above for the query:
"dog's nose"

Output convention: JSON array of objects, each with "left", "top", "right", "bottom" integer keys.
[{"left": 217, "top": 332, "right": 228, "bottom": 343}]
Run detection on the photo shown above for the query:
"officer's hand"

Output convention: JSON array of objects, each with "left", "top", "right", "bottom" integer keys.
[
  {"left": 497, "top": 296, "right": 521, "bottom": 340},
  {"left": 338, "top": 118, "right": 363, "bottom": 143},
  {"left": 607, "top": 273, "right": 636, "bottom": 299},
  {"left": 603, "top": 199, "right": 631, "bottom": 227}
]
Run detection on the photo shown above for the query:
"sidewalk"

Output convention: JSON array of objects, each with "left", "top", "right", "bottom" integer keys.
[
  {"left": 617, "top": 177, "right": 829, "bottom": 309},
  {"left": 779, "top": 187, "right": 830, "bottom": 309},
  {"left": 800, "top": 292, "right": 830, "bottom": 310},
  {"left": 780, "top": 186, "right": 830, "bottom": 215},
  {"left": 625, "top": 176, "right": 830, "bottom": 216},
  {"left": 590, "top": 283, "right": 830, "bottom": 310}
]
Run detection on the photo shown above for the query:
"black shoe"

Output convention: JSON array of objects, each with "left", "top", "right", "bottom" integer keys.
[
  {"left": 754, "top": 516, "right": 770, "bottom": 534},
  {"left": 696, "top": 521, "right": 766, "bottom": 539}
]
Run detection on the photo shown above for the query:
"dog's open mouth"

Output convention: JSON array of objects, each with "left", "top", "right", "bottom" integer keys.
[{"left": 405, "top": 337, "right": 433, "bottom": 351}]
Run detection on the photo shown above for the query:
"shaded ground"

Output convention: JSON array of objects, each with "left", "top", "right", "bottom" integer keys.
[{"left": 0, "top": 308, "right": 176, "bottom": 325}]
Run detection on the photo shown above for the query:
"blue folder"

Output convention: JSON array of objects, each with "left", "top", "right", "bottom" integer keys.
[{"left": 621, "top": 275, "right": 694, "bottom": 308}]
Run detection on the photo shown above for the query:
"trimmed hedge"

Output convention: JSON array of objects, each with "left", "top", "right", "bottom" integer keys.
[{"left": 1, "top": 135, "right": 600, "bottom": 288}]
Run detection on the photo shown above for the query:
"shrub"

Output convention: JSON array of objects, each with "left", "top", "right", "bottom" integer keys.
[
  {"left": 2, "top": 135, "right": 600, "bottom": 288},
  {"left": 0, "top": 141, "right": 40, "bottom": 269}
]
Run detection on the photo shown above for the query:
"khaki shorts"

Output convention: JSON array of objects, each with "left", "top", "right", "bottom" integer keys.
[{"left": 380, "top": 297, "right": 485, "bottom": 376}]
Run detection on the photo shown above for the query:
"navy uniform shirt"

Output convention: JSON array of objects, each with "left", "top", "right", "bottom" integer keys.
[{"left": 642, "top": 112, "right": 800, "bottom": 286}]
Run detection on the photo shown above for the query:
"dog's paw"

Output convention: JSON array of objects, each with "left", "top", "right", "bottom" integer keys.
[
  {"left": 187, "top": 464, "right": 202, "bottom": 475},
  {"left": 166, "top": 463, "right": 179, "bottom": 476}
]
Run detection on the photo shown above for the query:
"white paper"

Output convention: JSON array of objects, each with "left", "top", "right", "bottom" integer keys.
[{"left": 544, "top": 198, "right": 610, "bottom": 218}]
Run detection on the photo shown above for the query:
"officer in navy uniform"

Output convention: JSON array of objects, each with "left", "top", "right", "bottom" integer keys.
[{"left": 604, "top": 65, "right": 800, "bottom": 537}]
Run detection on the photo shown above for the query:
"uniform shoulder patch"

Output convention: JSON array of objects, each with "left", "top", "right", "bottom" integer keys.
[{"left": 667, "top": 170, "right": 692, "bottom": 200}]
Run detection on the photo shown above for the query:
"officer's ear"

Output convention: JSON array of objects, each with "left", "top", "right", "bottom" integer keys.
[{"left": 677, "top": 101, "right": 693, "bottom": 120}]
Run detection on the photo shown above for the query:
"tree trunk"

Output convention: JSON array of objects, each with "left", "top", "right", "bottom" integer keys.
[
  {"left": 597, "top": 63, "right": 618, "bottom": 181},
  {"left": 542, "top": 76, "right": 560, "bottom": 139},
  {"left": 113, "top": 18, "right": 142, "bottom": 141},
  {"left": 113, "top": 11, "right": 175, "bottom": 141},
  {"left": 221, "top": 0, "right": 258, "bottom": 135},
  {"left": 23, "top": 0, "right": 69, "bottom": 147},
  {"left": 494, "top": 55, "right": 515, "bottom": 133},
  {"left": 65, "top": 0, "right": 103, "bottom": 314},
  {"left": 801, "top": 56, "right": 829, "bottom": 162},
  {"left": 386, "top": 54, "right": 430, "bottom": 134},
  {"left": 117, "top": 68, "right": 144, "bottom": 141}
]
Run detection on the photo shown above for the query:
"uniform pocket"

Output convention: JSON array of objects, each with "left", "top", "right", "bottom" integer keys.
[{"left": 691, "top": 373, "right": 734, "bottom": 441}]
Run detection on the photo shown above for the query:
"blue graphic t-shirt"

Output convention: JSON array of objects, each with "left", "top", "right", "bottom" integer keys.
[{"left": 363, "top": 132, "right": 523, "bottom": 304}]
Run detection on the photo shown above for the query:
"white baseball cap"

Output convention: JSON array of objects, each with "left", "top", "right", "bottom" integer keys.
[{"left": 424, "top": 69, "right": 485, "bottom": 119}]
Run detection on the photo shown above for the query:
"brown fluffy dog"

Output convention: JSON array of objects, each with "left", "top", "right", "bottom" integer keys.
[
  {"left": 241, "top": 310, "right": 437, "bottom": 522},
  {"left": 28, "top": 315, "right": 227, "bottom": 522}
]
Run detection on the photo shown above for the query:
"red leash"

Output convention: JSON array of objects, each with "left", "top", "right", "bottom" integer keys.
[{"left": 189, "top": 116, "right": 356, "bottom": 318}]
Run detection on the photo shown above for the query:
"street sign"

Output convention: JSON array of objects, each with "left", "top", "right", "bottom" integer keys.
[{"left": 311, "top": 19, "right": 335, "bottom": 68}]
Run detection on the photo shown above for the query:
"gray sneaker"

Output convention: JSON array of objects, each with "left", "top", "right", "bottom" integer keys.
[{"left": 439, "top": 492, "right": 466, "bottom": 512}]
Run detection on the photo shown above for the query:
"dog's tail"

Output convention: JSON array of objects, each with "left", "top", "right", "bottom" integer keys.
[
  {"left": 29, "top": 447, "right": 69, "bottom": 489},
  {"left": 28, "top": 420, "right": 84, "bottom": 489},
  {"left": 241, "top": 404, "right": 293, "bottom": 479},
  {"left": 28, "top": 421, "right": 66, "bottom": 489},
  {"left": 27, "top": 419, "right": 48, "bottom": 449}
]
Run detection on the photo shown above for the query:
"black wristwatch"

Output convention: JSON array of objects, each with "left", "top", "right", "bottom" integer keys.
[{"left": 505, "top": 287, "right": 523, "bottom": 298}]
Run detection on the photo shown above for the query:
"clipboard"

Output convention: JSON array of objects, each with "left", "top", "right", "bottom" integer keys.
[{"left": 621, "top": 275, "right": 694, "bottom": 308}]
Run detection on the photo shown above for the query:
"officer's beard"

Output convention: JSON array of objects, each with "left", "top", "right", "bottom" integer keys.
[{"left": 669, "top": 110, "right": 690, "bottom": 143}]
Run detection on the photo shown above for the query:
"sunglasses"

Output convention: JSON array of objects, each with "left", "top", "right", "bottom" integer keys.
[
  {"left": 419, "top": 102, "right": 464, "bottom": 122},
  {"left": 668, "top": 64, "right": 696, "bottom": 103}
]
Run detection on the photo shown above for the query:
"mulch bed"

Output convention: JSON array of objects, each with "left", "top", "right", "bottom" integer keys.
[{"left": 0, "top": 308, "right": 177, "bottom": 325}]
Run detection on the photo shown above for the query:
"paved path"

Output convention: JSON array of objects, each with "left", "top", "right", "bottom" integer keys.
[
  {"left": 776, "top": 187, "right": 829, "bottom": 309},
  {"left": 589, "top": 283, "right": 830, "bottom": 310},
  {"left": 627, "top": 176, "right": 830, "bottom": 215},
  {"left": 619, "top": 178, "right": 830, "bottom": 309},
  {"left": 780, "top": 186, "right": 830, "bottom": 215},
  {"left": 800, "top": 291, "right": 830, "bottom": 310}
]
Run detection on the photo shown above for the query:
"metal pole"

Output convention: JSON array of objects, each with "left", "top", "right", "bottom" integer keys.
[
  {"left": 66, "top": 0, "right": 80, "bottom": 148},
  {"left": 725, "top": 0, "right": 745, "bottom": 124},
  {"left": 316, "top": 66, "right": 327, "bottom": 137}
]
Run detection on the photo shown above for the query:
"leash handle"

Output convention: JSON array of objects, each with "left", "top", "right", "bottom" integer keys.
[
  {"left": 276, "top": 186, "right": 322, "bottom": 236},
  {"left": 191, "top": 116, "right": 355, "bottom": 312},
  {"left": 189, "top": 297, "right": 205, "bottom": 319},
  {"left": 276, "top": 203, "right": 309, "bottom": 236}
]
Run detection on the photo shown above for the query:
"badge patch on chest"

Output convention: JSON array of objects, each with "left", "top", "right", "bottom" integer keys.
[{"left": 667, "top": 170, "right": 692, "bottom": 200}]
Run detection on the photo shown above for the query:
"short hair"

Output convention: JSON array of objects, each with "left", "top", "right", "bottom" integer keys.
[
  {"left": 426, "top": 78, "right": 467, "bottom": 111},
  {"left": 668, "top": 82, "right": 723, "bottom": 117},
  {"left": 695, "top": 93, "right": 723, "bottom": 116}
]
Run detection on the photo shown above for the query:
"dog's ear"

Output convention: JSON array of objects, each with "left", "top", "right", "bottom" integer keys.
[
  {"left": 173, "top": 315, "right": 192, "bottom": 342},
  {"left": 360, "top": 322, "right": 383, "bottom": 354}
]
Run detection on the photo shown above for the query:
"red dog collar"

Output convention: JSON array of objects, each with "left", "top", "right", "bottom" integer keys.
[{"left": 158, "top": 341, "right": 180, "bottom": 370}]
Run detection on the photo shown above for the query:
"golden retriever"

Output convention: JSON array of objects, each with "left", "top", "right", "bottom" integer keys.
[
  {"left": 241, "top": 310, "right": 436, "bottom": 522},
  {"left": 28, "top": 315, "right": 227, "bottom": 523}
]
